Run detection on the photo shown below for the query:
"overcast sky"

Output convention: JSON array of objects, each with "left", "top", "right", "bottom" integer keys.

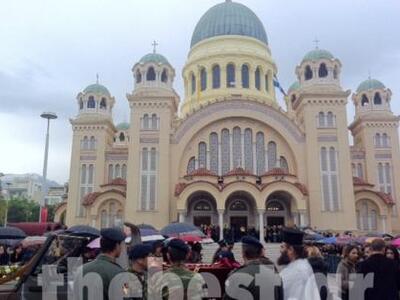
[{"left": 0, "top": 0, "right": 399, "bottom": 184}]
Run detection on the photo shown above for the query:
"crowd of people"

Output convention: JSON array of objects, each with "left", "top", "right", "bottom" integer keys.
[
  {"left": 72, "top": 226, "right": 400, "bottom": 300},
  {"left": 0, "top": 243, "right": 36, "bottom": 266}
]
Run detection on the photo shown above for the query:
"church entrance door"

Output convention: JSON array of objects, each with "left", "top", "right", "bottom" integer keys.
[{"left": 193, "top": 216, "right": 211, "bottom": 227}]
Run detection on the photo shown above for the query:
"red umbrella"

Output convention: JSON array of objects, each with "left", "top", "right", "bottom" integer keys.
[{"left": 179, "top": 235, "right": 202, "bottom": 243}]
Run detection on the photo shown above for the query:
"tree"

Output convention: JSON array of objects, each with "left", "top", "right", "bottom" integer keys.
[{"left": 6, "top": 197, "right": 40, "bottom": 223}]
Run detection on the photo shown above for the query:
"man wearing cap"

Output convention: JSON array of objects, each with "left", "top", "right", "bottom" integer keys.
[
  {"left": 278, "top": 228, "right": 321, "bottom": 300},
  {"left": 223, "top": 236, "right": 282, "bottom": 300},
  {"left": 80, "top": 227, "right": 126, "bottom": 300},
  {"left": 152, "top": 238, "right": 204, "bottom": 300},
  {"left": 127, "top": 244, "right": 152, "bottom": 300}
]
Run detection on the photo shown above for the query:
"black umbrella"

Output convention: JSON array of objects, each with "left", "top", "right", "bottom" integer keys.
[
  {"left": 0, "top": 226, "right": 27, "bottom": 239},
  {"left": 160, "top": 222, "right": 205, "bottom": 237},
  {"left": 65, "top": 225, "right": 100, "bottom": 238}
]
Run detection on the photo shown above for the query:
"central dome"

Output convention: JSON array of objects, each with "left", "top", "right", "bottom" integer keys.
[{"left": 191, "top": 0, "right": 268, "bottom": 48}]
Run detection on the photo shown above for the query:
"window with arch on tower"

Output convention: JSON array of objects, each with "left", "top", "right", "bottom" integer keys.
[
  {"left": 100, "top": 98, "right": 107, "bottom": 109},
  {"left": 89, "top": 136, "right": 96, "bottom": 149},
  {"left": 378, "top": 162, "right": 392, "bottom": 194},
  {"left": 200, "top": 67, "right": 207, "bottom": 91},
  {"left": 142, "top": 114, "right": 149, "bottom": 129},
  {"left": 318, "top": 63, "right": 328, "bottom": 78},
  {"left": 87, "top": 96, "right": 96, "bottom": 109},
  {"left": 212, "top": 65, "right": 221, "bottom": 89},
  {"left": 161, "top": 69, "right": 168, "bottom": 83},
  {"left": 361, "top": 94, "right": 369, "bottom": 107},
  {"left": 304, "top": 65, "right": 313, "bottom": 80},
  {"left": 255, "top": 67, "right": 261, "bottom": 90},
  {"left": 241, "top": 65, "right": 249, "bottom": 88},
  {"left": 136, "top": 70, "right": 142, "bottom": 83},
  {"left": 146, "top": 67, "right": 156, "bottom": 81},
  {"left": 81, "top": 136, "right": 89, "bottom": 150},
  {"left": 191, "top": 73, "right": 196, "bottom": 95},
  {"left": 226, "top": 64, "right": 235, "bottom": 88},
  {"left": 79, "top": 99, "right": 84, "bottom": 110},
  {"left": 375, "top": 133, "right": 381, "bottom": 147},
  {"left": 265, "top": 74, "right": 269, "bottom": 92},
  {"left": 209, "top": 133, "right": 219, "bottom": 174},
  {"left": 151, "top": 113, "right": 158, "bottom": 130},
  {"left": 374, "top": 92, "right": 382, "bottom": 105},
  {"left": 320, "top": 147, "right": 340, "bottom": 211}
]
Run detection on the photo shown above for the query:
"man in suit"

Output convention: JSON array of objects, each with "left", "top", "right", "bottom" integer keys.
[{"left": 356, "top": 238, "right": 400, "bottom": 300}]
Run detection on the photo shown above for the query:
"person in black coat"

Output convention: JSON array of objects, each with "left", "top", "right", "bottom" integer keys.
[{"left": 356, "top": 239, "right": 400, "bottom": 300}]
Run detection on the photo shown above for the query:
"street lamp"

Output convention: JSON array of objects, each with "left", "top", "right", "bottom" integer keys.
[{"left": 40, "top": 112, "right": 57, "bottom": 223}]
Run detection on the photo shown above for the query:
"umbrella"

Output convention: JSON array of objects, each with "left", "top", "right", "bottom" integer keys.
[
  {"left": 317, "top": 236, "right": 337, "bottom": 244},
  {"left": 336, "top": 236, "right": 355, "bottom": 245},
  {"left": 137, "top": 224, "right": 157, "bottom": 230},
  {"left": 139, "top": 228, "right": 160, "bottom": 237},
  {"left": 160, "top": 223, "right": 205, "bottom": 237},
  {"left": 392, "top": 238, "right": 400, "bottom": 248},
  {"left": 179, "top": 235, "right": 202, "bottom": 243},
  {"left": 0, "top": 226, "right": 26, "bottom": 239},
  {"left": 0, "top": 239, "right": 22, "bottom": 247},
  {"left": 304, "top": 233, "right": 324, "bottom": 241},
  {"left": 65, "top": 225, "right": 100, "bottom": 238},
  {"left": 87, "top": 237, "right": 100, "bottom": 249},
  {"left": 21, "top": 236, "right": 47, "bottom": 248},
  {"left": 142, "top": 235, "right": 165, "bottom": 242}
]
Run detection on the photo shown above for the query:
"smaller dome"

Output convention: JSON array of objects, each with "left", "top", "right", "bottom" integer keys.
[
  {"left": 302, "top": 49, "right": 334, "bottom": 63},
  {"left": 83, "top": 83, "right": 110, "bottom": 96},
  {"left": 356, "top": 78, "right": 386, "bottom": 93},
  {"left": 288, "top": 81, "right": 300, "bottom": 93},
  {"left": 116, "top": 122, "right": 130, "bottom": 130},
  {"left": 139, "top": 53, "right": 170, "bottom": 65}
]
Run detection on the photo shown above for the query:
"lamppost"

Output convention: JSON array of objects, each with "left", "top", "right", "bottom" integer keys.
[{"left": 39, "top": 112, "right": 57, "bottom": 223}]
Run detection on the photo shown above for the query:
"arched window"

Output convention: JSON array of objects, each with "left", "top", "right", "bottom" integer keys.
[
  {"left": 143, "top": 114, "right": 149, "bottom": 129},
  {"left": 198, "top": 142, "right": 207, "bottom": 169},
  {"left": 100, "top": 210, "right": 107, "bottom": 228},
  {"left": 375, "top": 133, "right": 381, "bottom": 147},
  {"left": 212, "top": 65, "right": 220, "bottom": 89},
  {"left": 119, "top": 132, "right": 125, "bottom": 142},
  {"left": 256, "top": 132, "right": 265, "bottom": 175},
  {"left": 382, "top": 133, "right": 389, "bottom": 147},
  {"left": 121, "top": 164, "right": 127, "bottom": 180},
  {"left": 142, "top": 148, "right": 148, "bottom": 171},
  {"left": 265, "top": 74, "right": 269, "bottom": 92},
  {"left": 187, "top": 157, "right": 195, "bottom": 174},
  {"left": 327, "top": 112, "right": 334, "bottom": 127},
  {"left": 194, "top": 200, "right": 211, "bottom": 211},
  {"left": 87, "top": 96, "right": 95, "bottom": 109},
  {"left": 385, "top": 163, "right": 392, "bottom": 194},
  {"left": 146, "top": 67, "right": 156, "bottom": 81},
  {"left": 108, "top": 164, "right": 113, "bottom": 182},
  {"left": 226, "top": 64, "right": 235, "bottom": 88},
  {"left": 333, "top": 66, "right": 338, "bottom": 79},
  {"left": 82, "top": 136, "right": 89, "bottom": 150},
  {"left": 100, "top": 98, "right": 107, "bottom": 109},
  {"left": 200, "top": 68, "right": 207, "bottom": 91},
  {"left": 374, "top": 92, "right": 382, "bottom": 105},
  {"left": 191, "top": 73, "right": 196, "bottom": 95},
  {"left": 209, "top": 132, "right": 219, "bottom": 174},
  {"left": 321, "top": 147, "right": 340, "bottom": 211},
  {"left": 88, "top": 164, "right": 94, "bottom": 184},
  {"left": 229, "top": 200, "right": 247, "bottom": 211},
  {"left": 241, "top": 65, "right": 249, "bottom": 88},
  {"left": 291, "top": 95, "right": 296, "bottom": 103},
  {"left": 90, "top": 136, "right": 96, "bottom": 149},
  {"left": 318, "top": 63, "right": 328, "bottom": 78},
  {"left": 151, "top": 114, "right": 158, "bottom": 130},
  {"left": 161, "top": 69, "right": 168, "bottom": 83},
  {"left": 357, "top": 163, "right": 363, "bottom": 179},
  {"left": 115, "top": 164, "right": 121, "bottom": 178},
  {"left": 280, "top": 156, "right": 288, "bottom": 172},
  {"left": 305, "top": 65, "right": 313, "bottom": 80},
  {"left": 318, "top": 112, "right": 325, "bottom": 127},
  {"left": 267, "top": 141, "right": 277, "bottom": 170},
  {"left": 232, "top": 127, "right": 242, "bottom": 168},
  {"left": 136, "top": 70, "right": 142, "bottom": 83},
  {"left": 221, "top": 129, "right": 230, "bottom": 174},
  {"left": 79, "top": 99, "right": 83, "bottom": 110},
  {"left": 255, "top": 67, "right": 261, "bottom": 90},
  {"left": 150, "top": 148, "right": 157, "bottom": 171},
  {"left": 361, "top": 94, "right": 369, "bottom": 106},
  {"left": 244, "top": 129, "right": 253, "bottom": 173}
]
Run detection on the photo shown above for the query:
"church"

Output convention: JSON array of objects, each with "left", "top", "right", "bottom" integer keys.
[{"left": 55, "top": 0, "right": 400, "bottom": 238}]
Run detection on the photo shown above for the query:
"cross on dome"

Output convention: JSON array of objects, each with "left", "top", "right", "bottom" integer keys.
[
  {"left": 152, "top": 40, "right": 159, "bottom": 53},
  {"left": 96, "top": 73, "right": 99, "bottom": 84},
  {"left": 313, "top": 38, "right": 320, "bottom": 49}
]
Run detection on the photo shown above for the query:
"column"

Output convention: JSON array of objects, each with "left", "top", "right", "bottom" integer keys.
[
  {"left": 218, "top": 209, "right": 224, "bottom": 240},
  {"left": 299, "top": 210, "right": 308, "bottom": 227},
  {"left": 380, "top": 215, "right": 387, "bottom": 233},
  {"left": 178, "top": 210, "right": 186, "bottom": 223},
  {"left": 258, "top": 209, "right": 265, "bottom": 242}
]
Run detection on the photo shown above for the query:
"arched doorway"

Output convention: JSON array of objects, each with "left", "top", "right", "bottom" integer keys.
[
  {"left": 98, "top": 200, "right": 124, "bottom": 228},
  {"left": 187, "top": 192, "right": 217, "bottom": 226},
  {"left": 265, "top": 192, "right": 292, "bottom": 227},
  {"left": 225, "top": 192, "right": 257, "bottom": 241},
  {"left": 356, "top": 199, "right": 379, "bottom": 232}
]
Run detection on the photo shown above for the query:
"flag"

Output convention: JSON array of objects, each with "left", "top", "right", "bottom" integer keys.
[{"left": 273, "top": 75, "right": 287, "bottom": 96}]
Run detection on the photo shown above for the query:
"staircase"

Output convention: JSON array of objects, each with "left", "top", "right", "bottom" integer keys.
[{"left": 202, "top": 242, "right": 281, "bottom": 264}]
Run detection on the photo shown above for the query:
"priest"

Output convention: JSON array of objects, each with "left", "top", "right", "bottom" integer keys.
[{"left": 278, "top": 228, "right": 321, "bottom": 300}]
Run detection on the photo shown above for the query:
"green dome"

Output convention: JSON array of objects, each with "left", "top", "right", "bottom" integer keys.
[
  {"left": 116, "top": 122, "right": 130, "bottom": 130},
  {"left": 302, "top": 49, "right": 334, "bottom": 63},
  {"left": 191, "top": 1, "right": 268, "bottom": 48},
  {"left": 356, "top": 78, "right": 386, "bottom": 93},
  {"left": 83, "top": 83, "right": 110, "bottom": 96},
  {"left": 288, "top": 81, "right": 300, "bottom": 93},
  {"left": 139, "top": 53, "right": 170, "bottom": 65}
]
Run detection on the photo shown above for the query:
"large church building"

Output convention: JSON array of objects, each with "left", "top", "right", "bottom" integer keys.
[{"left": 57, "top": 1, "right": 400, "bottom": 236}]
